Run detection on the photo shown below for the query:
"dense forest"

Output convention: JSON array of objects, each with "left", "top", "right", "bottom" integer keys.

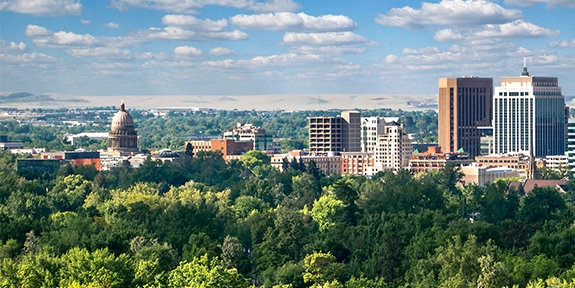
[
  {"left": 0, "top": 108, "right": 438, "bottom": 152},
  {"left": 2, "top": 149, "right": 575, "bottom": 287}
]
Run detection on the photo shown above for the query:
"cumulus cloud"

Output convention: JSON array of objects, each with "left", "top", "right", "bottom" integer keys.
[
  {"left": 162, "top": 15, "right": 228, "bottom": 31},
  {"left": 141, "top": 26, "right": 248, "bottom": 41},
  {"left": 230, "top": 12, "right": 357, "bottom": 32},
  {"left": 0, "top": 52, "right": 57, "bottom": 64},
  {"left": 106, "top": 22, "right": 120, "bottom": 29},
  {"left": 549, "top": 39, "right": 575, "bottom": 48},
  {"left": 0, "top": 0, "right": 82, "bottom": 16},
  {"left": 66, "top": 47, "right": 132, "bottom": 57},
  {"left": 239, "top": 53, "right": 339, "bottom": 67},
  {"left": 434, "top": 20, "right": 560, "bottom": 42},
  {"left": 0, "top": 40, "right": 27, "bottom": 51},
  {"left": 504, "top": 0, "right": 575, "bottom": 8},
  {"left": 282, "top": 32, "right": 371, "bottom": 46},
  {"left": 376, "top": 0, "right": 522, "bottom": 29},
  {"left": 209, "top": 47, "right": 236, "bottom": 56},
  {"left": 174, "top": 46, "right": 203, "bottom": 56},
  {"left": 110, "top": 0, "right": 299, "bottom": 13},
  {"left": 290, "top": 46, "right": 366, "bottom": 55}
]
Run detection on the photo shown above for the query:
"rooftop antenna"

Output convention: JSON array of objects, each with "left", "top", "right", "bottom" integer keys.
[{"left": 521, "top": 57, "right": 530, "bottom": 77}]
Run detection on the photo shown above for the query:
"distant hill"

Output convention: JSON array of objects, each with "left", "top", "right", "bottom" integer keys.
[{"left": 0, "top": 92, "right": 55, "bottom": 103}]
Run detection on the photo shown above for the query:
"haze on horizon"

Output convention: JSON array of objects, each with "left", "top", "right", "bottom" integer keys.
[{"left": 1, "top": 0, "right": 575, "bottom": 97}]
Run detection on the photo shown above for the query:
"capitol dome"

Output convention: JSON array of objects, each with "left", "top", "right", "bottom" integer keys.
[
  {"left": 108, "top": 101, "right": 138, "bottom": 155},
  {"left": 111, "top": 102, "right": 135, "bottom": 130}
]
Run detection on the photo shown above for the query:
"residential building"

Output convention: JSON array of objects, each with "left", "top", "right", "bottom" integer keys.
[
  {"left": 341, "top": 152, "right": 373, "bottom": 176},
  {"left": 373, "top": 121, "right": 412, "bottom": 172},
  {"left": 438, "top": 77, "right": 493, "bottom": 159},
  {"left": 361, "top": 116, "right": 391, "bottom": 153},
  {"left": 493, "top": 65, "right": 566, "bottom": 157}
]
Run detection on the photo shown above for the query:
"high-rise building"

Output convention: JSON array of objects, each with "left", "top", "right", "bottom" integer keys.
[
  {"left": 492, "top": 65, "right": 566, "bottom": 157},
  {"left": 361, "top": 116, "right": 387, "bottom": 153},
  {"left": 373, "top": 121, "right": 412, "bottom": 171},
  {"left": 438, "top": 77, "right": 493, "bottom": 159},
  {"left": 308, "top": 111, "right": 361, "bottom": 155},
  {"left": 566, "top": 118, "right": 575, "bottom": 174}
]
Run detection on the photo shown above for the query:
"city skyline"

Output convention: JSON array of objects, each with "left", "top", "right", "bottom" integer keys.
[{"left": 1, "top": 0, "right": 575, "bottom": 97}]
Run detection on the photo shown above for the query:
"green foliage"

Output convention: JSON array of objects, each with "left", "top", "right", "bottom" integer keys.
[{"left": 168, "top": 255, "right": 250, "bottom": 288}]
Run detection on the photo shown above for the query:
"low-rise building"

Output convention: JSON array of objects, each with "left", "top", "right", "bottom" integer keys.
[
  {"left": 409, "top": 146, "right": 472, "bottom": 173},
  {"left": 460, "top": 165, "right": 518, "bottom": 186},
  {"left": 341, "top": 152, "right": 373, "bottom": 176}
]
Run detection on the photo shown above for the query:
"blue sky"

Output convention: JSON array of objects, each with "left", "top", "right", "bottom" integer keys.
[{"left": 1, "top": 0, "right": 574, "bottom": 97}]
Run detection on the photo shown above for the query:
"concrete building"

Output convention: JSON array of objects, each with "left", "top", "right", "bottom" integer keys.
[
  {"left": 493, "top": 65, "right": 566, "bottom": 157},
  {"left": 460, "top": 165, "right": 518, "bottom": 186},
  {"left": 409, "top": 146, "right": 472, "bottom": 173},
  {"left": 224, "top": 123, "right": 273, "bottom": 152},
  {"left": 438, "top": 77, "right": 493, "bottom": 159},
  {"left": 308, "top": 111, "right": 361, "bottom": 155},
  {"left": 270, "top": 150, "right": 342, "bottom": 176},
  {"left": 475, "top": 153, "right": 530, "bottom": 177},
  {"left": 341, "top": 152, "right": 373, "bottom": 176},
  {"left": 108, "top": 101, "right": 138, "bottom": 156},
  {"left": 67, "top": 132, "right": 109, "bottom": 146},
  {"left": 188, "top": 139, "right": 253, "bottom": 158},
  {"left": 567, "top": 118, "right": 575, "bottom": 174},
  {"left": 373, "top": 121, "right": 412, "bottom": 172}
]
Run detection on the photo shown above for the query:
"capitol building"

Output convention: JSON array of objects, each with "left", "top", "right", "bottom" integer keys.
[{"left": 107, "top": 101, "right": 138, "bottom": 156}]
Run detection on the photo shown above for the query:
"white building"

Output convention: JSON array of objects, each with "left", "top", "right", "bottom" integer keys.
[
  {"left": 567, "top": 118, "right": 575, "bottom": 174},
  {"left": 492, "top": 64, "right": 566, "bottom": 157},
  {"left": 373, "top": 121, "right": 412, "bottom": 172},
  {"left": 67, "top": 132, "right": 109, "bottom": 146}
]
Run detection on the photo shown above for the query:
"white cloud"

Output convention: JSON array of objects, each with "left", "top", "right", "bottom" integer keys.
[
  {"left": 251, "top": 0, "right": 300, "bottom": 12},
  {"left": 549, "top": 39, "right": 575, "bottom": 48},
  {"left": 504, "top": 0, "right": 575, "bottom": 8},
  {"left": 202, "top": 59, "right": 235, "bottom": 67},
  {"left": 290, "top": 46, "right": 366, "bottom": 55},
  {"left": 162, "top": 15, "right": 228, "bottom": 31},
  {"left": 283, "top": 32, "right": 371, "bottom": 46},
  {"left": 209, "top": 47, "right": 236, "bottom": 56},
  {"left": 142, "top": 26, "right": 248, "bottom": 41},
  {"left": 434, "top": 20, "right": 560, "bottom": 43},
  {"left": 0, "top": 0, "right": 82, "bottom": 16},
  {"left": 402, "top": 46, "right": 442, "bottom": 55},
  {"left": 230, "top": 12, "right": 357, "bottom": 32},
  {"left": 81, "top": 20, "right": 90, "bottom": 25},
  {"left": 106, "top": 22, "right": 120, "bottom": 29},
  {"left": 0, "top": 52, "right": 57, "bottom": 64},
  {"left": 25, "top": 25, "right": 145, "bottom": 48},
  {"left": 110, "top": 0, "right": 299, "bottom": 13},
  {"left": 66, "top": 47, "right": 132, "bottom": 57},
  {"left": 174, "top": 46, "right": 203, "bottom": 56},
  {"left": 239, "top": 53, "right": 339, "bottom": 67},
  {"left": 0, "top": 40, "right": 27, "bottom": 51},
  {"left": 376, "top": 0, "right": 522, "bottom": 29}
]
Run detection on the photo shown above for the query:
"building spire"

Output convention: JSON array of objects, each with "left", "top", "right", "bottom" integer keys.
[
  {"left": 120, "top": 100, "right": 125, "bottom": 111},
  {"left": 521, "top": 58, "right": 530, "bottom": 76}
]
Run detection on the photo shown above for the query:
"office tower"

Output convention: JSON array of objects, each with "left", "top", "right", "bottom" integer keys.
[
  {"left": 223, "top": 123, "right": 273, "bottom": 151},
  {"left": 373, "top": 121, "right": 412, "bottom": 171},
  {"left": 438, "top": 77, "right": 493, "bottom": 159},
  {"left": 493, "top": 65, "right": 566, "bottom": 157},
  {"left": 308, "top": 111, "right": 361, "bottom": 155},
  {"left": 566, "top": 118, "right": 575, "bottom": 174},
  {"left": 341, "top": 111, "right": 361, "bottom": 153}
]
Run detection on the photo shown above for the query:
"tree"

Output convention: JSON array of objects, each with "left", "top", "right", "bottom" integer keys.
[
  {"left": 302, "top": 252, "right": 345, "bottom": 287},
  {"left": 168, "top": 255, "right": 249, "bottom": 288}
]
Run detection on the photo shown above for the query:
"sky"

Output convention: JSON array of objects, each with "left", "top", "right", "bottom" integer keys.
[{"left": 1, "top": 0, "right": 575, "bottom": 97}]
